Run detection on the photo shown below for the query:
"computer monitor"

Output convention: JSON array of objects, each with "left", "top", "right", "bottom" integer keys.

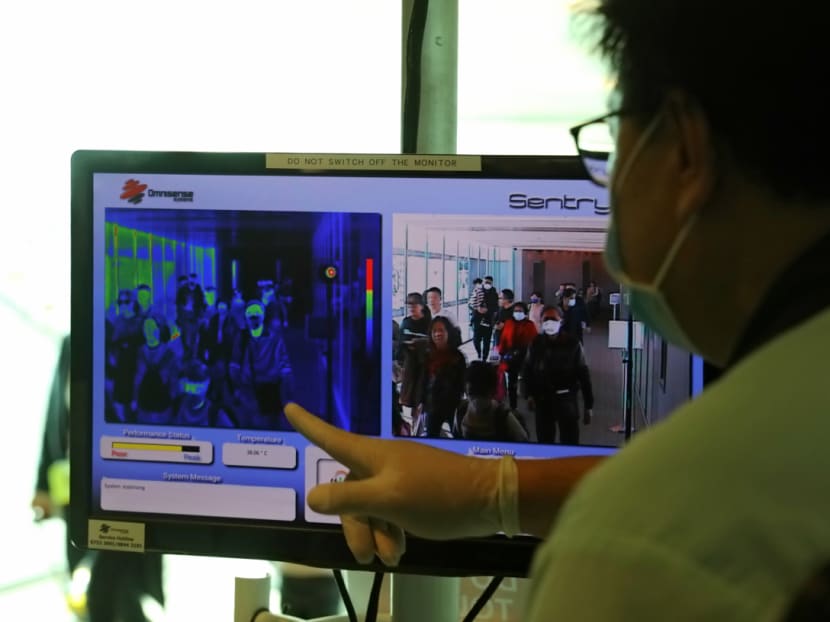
[{"left": 70, "top": 151, "right": 702, "bottom": 577}]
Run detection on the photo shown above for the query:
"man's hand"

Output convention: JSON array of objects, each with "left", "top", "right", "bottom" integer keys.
[
  {"left": 285, "top": 403, "right": 509, "bottom": 566},
  {"left": 583, "top": 408, "right": 593, "bottom": 425},
  {"left": 31, "top": 491, "right": 54, "bottom": 521}
]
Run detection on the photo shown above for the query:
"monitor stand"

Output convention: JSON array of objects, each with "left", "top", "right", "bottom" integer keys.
[{"left": 235, "top": 571, "right": 460, "bottom": 622}]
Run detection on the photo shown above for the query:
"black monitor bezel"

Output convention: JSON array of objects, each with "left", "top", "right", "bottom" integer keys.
[{"left": 70, "top": 150, "right": 593, "bottom": 577}]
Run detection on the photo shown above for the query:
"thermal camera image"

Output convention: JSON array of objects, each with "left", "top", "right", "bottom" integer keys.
[{"left": 102, "top": 208, "right": 381, "bottom": 433}]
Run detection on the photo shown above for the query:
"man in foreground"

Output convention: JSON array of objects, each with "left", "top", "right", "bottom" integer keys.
[{"left": 286, "top": 1, "right": 830, "bottom": 618}]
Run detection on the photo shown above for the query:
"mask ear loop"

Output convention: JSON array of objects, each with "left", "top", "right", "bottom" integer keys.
[
  {"left": 652, "top": 210, "right": 700, "bottom": 288},
  {"left": 612, "top": 104, "right": 701, "bottom": 290},
  {"left": 609, "top": 108, "right": 666, "bottom": 198}
]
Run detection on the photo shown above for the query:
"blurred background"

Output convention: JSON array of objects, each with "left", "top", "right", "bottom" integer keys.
[{"left": 0, "top": 1, "right": 605, "bottom": 618}]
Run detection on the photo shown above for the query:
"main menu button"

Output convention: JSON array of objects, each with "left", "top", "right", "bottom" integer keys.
[{"left": 222, "top": 443, "right": 297, "bottom": 469}]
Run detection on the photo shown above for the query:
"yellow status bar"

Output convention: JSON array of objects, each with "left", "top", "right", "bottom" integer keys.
[{"left": 112, "top": 442, "right": 186, "bottom": 452}]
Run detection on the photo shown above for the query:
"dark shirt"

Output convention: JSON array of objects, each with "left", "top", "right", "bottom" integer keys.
[
  {"left": 200, "top": 312, "right": 236, "bottom": 364},
  {"left": 522, "top": 332, "right": 595, "bottom": 409},
  {"left": 496, "top": 305, "right": 514, "bottom": 326},
  {"left": 421, "top": 349, "right": 466, "bottom": 415},
  {"left": 400, "top": 315, "right": 430, "bottom": 340},
  {"left": 134, "top": 343, "right": 180, "bottom": 411},
  {"left": 398, "top": 315, "right": 431, "bottom": 362},
  {"left": 482, "top": 287, "right": 499, "bottom": 320},
  {"left": 36, "top": 336, "right": 70, "bottom": 493},
  {"left": 176, "top": 285, "right": 206, "bottom": 319},
  {"left": 561, "top": 298, "right": 589, "bottom": 341},
  {"left": 729, "top": 230, "right": 830, "bottom": 368},
  {"left": 232, "top": 329, "right": 292, "bottom": 385}
]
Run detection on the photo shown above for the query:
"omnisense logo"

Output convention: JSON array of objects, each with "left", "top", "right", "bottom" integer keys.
[
  {"left": 120, "top": 179, "right": 148, "bottom": 204},
  {"left": 120, "top": 179, "right": 195, "bottom": 204}
]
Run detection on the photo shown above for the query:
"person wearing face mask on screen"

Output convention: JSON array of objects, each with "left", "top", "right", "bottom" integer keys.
[
  {"left": 560, "top": 287, "right": 591, "bottom": 344},
  {"left": 472, "top": 276, "right": 499, "bottom": 361},
  {"left": 229, "top": 300, "right": 293, "bottom": 429},
  {"left": 496, "top": 301, "right": 539, "bottom": 413},
  {"left": 522, "top": 306, "right": 593, "bottom": 445},
  {"left": 283, "top": 1, "right": 830, "bottom": 618}
]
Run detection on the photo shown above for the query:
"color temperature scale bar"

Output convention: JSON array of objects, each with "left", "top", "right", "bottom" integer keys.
[{"left": 365, "top": 257, "right": 374, "bottom": 351}]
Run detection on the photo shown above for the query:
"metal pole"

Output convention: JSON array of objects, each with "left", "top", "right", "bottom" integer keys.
[
  {"left": 625, "top": 304, "right": 634, "bottom": 442},
  {"left": 382, "top": 7, "right": 463, "bottom": 619},
  {"left": 401, "top": 0, "right": 458, "bottom": 154}
]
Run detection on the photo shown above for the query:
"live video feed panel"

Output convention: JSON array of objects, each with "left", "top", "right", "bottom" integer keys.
[
  {"left": 93, "top": 198, "right": 381, "bottom": 523},
  {"left": 390, "top": 209, "right": 694, "bottom": 450}
]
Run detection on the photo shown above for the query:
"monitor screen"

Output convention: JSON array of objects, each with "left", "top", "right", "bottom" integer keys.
[{"left": 71, "top": 151, "right": 701, "bottom": 576}]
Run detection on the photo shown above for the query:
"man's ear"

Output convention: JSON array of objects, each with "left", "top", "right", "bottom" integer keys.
[{"left": 663, "top": 91, "right": 718, "bottom": 221}]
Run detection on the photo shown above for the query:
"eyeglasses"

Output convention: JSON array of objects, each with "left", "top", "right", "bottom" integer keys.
[{"left": 569, "top": 109, "right": 623, "bottom": 188}]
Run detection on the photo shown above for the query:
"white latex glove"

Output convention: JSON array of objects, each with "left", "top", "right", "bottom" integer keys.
[{"left": 285, "top": 403, "right": 520, "bottom": 567}]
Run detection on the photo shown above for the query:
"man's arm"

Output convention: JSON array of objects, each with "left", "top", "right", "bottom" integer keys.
[
  {"left": 282, "top": 403, "right": 610, "bottom": 569},
  {"left": 576, "top": 343, "right": 595, "bottom": 410},
  {"left": 516, "top": 456, "right": 605, "bottom": 537},
  {"left": 520, "top": 339, "right": 541, "bottom": 399}
]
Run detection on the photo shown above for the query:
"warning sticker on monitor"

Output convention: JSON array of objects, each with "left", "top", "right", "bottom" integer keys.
[
  {"left": 265, "top": 153, "right": 482, "bottom": 172},
  {"left": 88, "top": 519, "right": 145, "bottom": 552}
]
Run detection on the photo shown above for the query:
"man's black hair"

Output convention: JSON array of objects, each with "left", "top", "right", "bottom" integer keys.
[
  {"left": 579, "top": 0, "right": 828, "bottom": 199},
  {"left": 425, "top": 286, "right": 443, "bottom": 298},
  {"left": 512, "top": 301, "right": 528, "bottom": 313},
  {"left": 484, "top": 276, "right": 494, "bottom": 282},
  {"left": 563, "top": 287, "right": 577, "bottom": 299},
  {"left": 136, "top": 283, "right": 150, "bottom": 292},
  {"left": 465, "top": 360, "right": 498, "bottom": 398},
  {"left": 501, "top": 289, "right": 514, "bottom": 301},
  {"left": 473, "top": 277, "right": 483, "bottom": 285},
  {"left": 541, "top": 304, "right": 562, "bottom": 320}
]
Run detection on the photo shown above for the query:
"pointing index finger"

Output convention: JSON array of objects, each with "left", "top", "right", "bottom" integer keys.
[{"left": 284, "top": 402, "right": 371, "bottom": 472}]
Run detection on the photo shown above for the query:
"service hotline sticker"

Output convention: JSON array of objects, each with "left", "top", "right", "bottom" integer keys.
[{"left": 88, "top": 519, "right": 145, "bottom": 552}]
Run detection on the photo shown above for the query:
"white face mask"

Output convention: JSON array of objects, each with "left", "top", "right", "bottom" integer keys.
[
  {"left": 567, "top": 298, "right": 576, "bottom": 307},
  {"left": 483, "top": 283, "right": 493, "bottom": 290},
  {"left": 513, "top": 311, "right": 526, "bottom": 321},
  {"left": 542, "top": 320, "right": 561, "bottom": 335}
]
